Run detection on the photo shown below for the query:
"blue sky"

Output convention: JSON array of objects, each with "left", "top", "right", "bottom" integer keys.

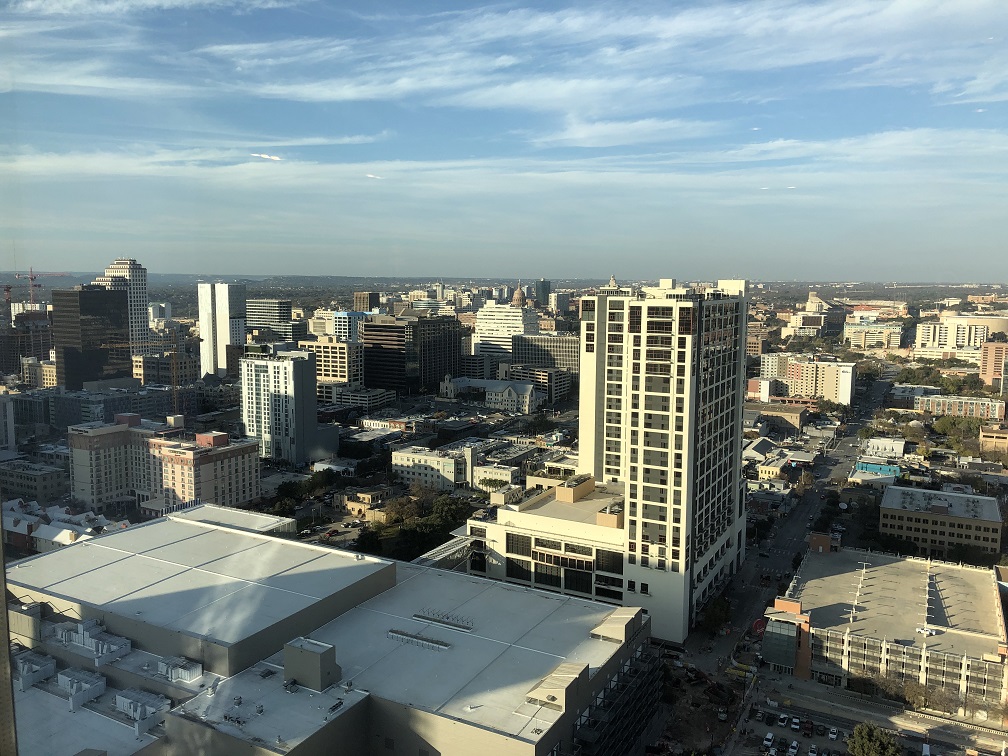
[{"left": 1, "top": 0, "right": 1006, "bottom": 280}]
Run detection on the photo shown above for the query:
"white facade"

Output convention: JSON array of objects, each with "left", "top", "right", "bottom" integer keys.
[
  {"left": 575, "top": 277, "right": 748, "bottom": 642},
  {"left": 91, "top": 258, "right": 150, "bottom": 355},
  {"left": 308, "top": 310, "right": 367, "bottom": 341},
  {"left": 391, "top": 446, "right": 467, "bottom": 491},
  {"left": 473, "top": 301, "right": 540, "bottom": 358},
  {"left": 760, "top": 353, "right": 856, "bottom": 405},
  {"left": 240, "top": 350, "right": 317, "bottom": 465},
  {"left": 197, "top": 282, "right": 246, "bottom": 378},
  {"left": 915, "top": 314, "right": 1008, "bottom": 352}
]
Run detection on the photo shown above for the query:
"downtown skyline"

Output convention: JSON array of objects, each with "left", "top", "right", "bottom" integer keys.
[{"left": 2, "top": 0, "right": 1007, "bottom": 280}]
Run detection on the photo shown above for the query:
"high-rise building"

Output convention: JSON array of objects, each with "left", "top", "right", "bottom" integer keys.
[
  {"left": 241, "top": 347, "right": 317, "bottom": 465},
  {"left": 298, "top": 336, "right": 364, "bottom": 394},
  {"left": 307, "top": 309, "right": 368, "bottom": 342},
  {"left": 511, "top": 332, "right": 580, "bottom": 374},
  {"left": 52, "top": 286, "right": 131, "bottom": 390},
  {"left": 473, "top": 301, "right": 540, "bottom": 360},
  {"left": 578, "top": 277, "right": 748, "bottom": 640},
  {"left": 91, "top": 257, "right": 151, "bottom": 355},
  {"left": 197, "top": 282, "right": 247, "bottom": 378},
  {"left": 759, "top": 353, "right": 856, "bottom": 405},
  {"left": 246, "top": 298, "right": 307, "bottom": 342},
  {"left": 353, "top": 291, "right": 381, "bottom": 312},
  {"left": 548, "top": 291, "right": 571, "bottom": 313},
  {"left": 535, "top": 278, "right": 551, "bottom": 306},
  {"left": 361, "top": 313, "right": 462, "bottom": 394}
]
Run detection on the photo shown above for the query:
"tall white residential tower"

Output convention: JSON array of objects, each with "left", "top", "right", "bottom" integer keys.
[
  {"left": 91, "top": 257, "right": 150, "bottom": 355},
  {"left": 240, "top": 348, "right": 317, "bottom": 466}
]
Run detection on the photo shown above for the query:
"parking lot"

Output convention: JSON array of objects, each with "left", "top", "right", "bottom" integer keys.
[{"left": 743, "top": 709, "right": 847, "bottom": 756}]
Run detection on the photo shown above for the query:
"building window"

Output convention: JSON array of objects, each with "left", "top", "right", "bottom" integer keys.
[
  {"left": 627, "top": 580, "right": 636, "bottom": 592},
  {"left": 641, "top": 582, "right": 650, "bottom": 595},
  {"left": 506, "top": 532, "right": 532, "bottom": 556}
]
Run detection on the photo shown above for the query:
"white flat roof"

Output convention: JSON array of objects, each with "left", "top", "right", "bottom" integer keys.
[
  {"left": 14, "top": 684, "right": 157, "bottom": 756},
  {"left": 880, "top": 486, "right": 1002, "bottom": 523},
  {"left": 185, "top": 565, "right": 631, "bottom": 748},
  {"left": 171, "top": 504, "right": 295, "bottom": 533},
  {"left": 6, "top": 516, "right": 391, "bottom": 646}
]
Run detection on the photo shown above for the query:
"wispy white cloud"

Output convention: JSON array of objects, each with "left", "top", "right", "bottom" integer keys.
[
  {"left": 533, "top": 117, "right": 722, "bottom": 148},
  {"left": 9, "top": 0, "right": 295, "bottom": 13}
]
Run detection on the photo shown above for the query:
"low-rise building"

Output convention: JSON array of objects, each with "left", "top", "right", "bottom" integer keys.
[
  {"left": 440, "top": 377, "right": 544, "bottom": 414},
  {"left": 886, "top": 383, "right": 943, "bottom": 410},
  {"left": 843, "top": 322, "right": 903, "bottom": 350},
  {"left": 878, "top": 485, "right": 1002, "bottom": 558},
  {"left": 391, "top": 445, "right": 467, "bottom": 491},
  {"left": 914, "top": 394, "right": 1006, "bottom": 421},
  {"left": 0, "top": 461, "right": 68, "bottom": 504},
  {"left": 763, "top": 547, "right": 1008, "bottom": 716},
  {"left": 499, "top": 363, "right": 572, "bottom": 404},
  {"left": 980, "top": 425, "right": 1008, "bottom": 454}
]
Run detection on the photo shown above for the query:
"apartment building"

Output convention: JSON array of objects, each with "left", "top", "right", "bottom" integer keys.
[
  {"left": 391, "top": 445, "right": 467, "bottom": 491},
  {"left": 572, "top": 276, "right": 748, "bottom": 642},
  {"left": 914, "top": 314, "right": 1008, "bottom": 363},
  {"left": 307, "top": 309, "right": 367, "bottom": 341},
  {"left": 980, "top": 425, "right": 1008, "bottom": 454},
  {"left": 298, "top": 336, "right": 364, "bottom": 393},
  {"left": 843, "top": 322, "right": 904, "bottom": 350},
  {"left": 980, "top": 340, "right": 1008, "bottom": 390},
  {"left": 760, "top": 353, "right": 856, "bottom": 405},
  {"left": 132, "top": 350, "right": 201, "bottom": 386},
  {"left": 878, "top": 486, "right": 1002, "bottom": 558},
  {"left": 240, "top": 348, "right": 317, "bottom": 465},
  {"left": 0, "top": 461, "right": 68, "bottom": 504},
  {"left": 914, "top": 394, "right": 1006, "bottom": 421}
]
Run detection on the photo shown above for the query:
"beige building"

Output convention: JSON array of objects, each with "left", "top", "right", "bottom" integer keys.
[
  {"left": 914, "top": 394, "right": 1006, "bottom": 421},
  {"left": 298, "top": 336, "right": 364, "bottom": 393},
  {"left": 131, "top": 350, "right": 200, "bottom": 386},
  {"left": 69, "top": 414, "right": 260, "bottom": 514},
  {"left": 878, "top": 486, "right": 1002, "bottom": 559},
  {"left": 981, "top": 341, "right": 1008, "bottom": 390},
  {"left": 762, "top": 353, "right": 856, "bottom": 405},
  {"left": 980, "top": 425, "right": 1008, "bottom": 454},
  {"left": 843, "top": 322, "right": 903, "bottom": 350},
  {"left": 391, "top": 445, "right": 467, "bottom": 491},
  {"left": 21, "top": 357, "right": 58, "bottom": 389},
  {"left": 0, "top": 461, "right": 68, "bottom": 504},
  {"left": 574, "top": 277, "right": 748, "bottom": 642}
]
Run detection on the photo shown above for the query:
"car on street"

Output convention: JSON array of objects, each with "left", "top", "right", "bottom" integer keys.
[
  {"left": 828, "top": 727, "right": 838, "bottom": 741},
  {"left": 763, "top": 733, "right": 775, "bottom": 749}
]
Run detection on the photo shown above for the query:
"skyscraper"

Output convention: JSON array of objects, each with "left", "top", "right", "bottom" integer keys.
[
  {"left": 198, "top": 282, "right": 246, "bottom": 378},
  {"left": 91, "top": 257, "right": 151, "bottom": 355},
  {"left": 361, "top": 312, "right": 462, "bottom": 394},
  {"left": 472, "top": 300, "right": 539, "bottom": 361},
  {"left": 246, "top": 298, "right": 307, "bottom": 342},
  {"left": 578, "top": 277, "right": 748, "bottom": 640},
  {"left": 52, "top": 285, "right": 131, "bottom": 390},
  {"left": 240, "top": 347, "right": 317, "bottom": 465},
  {"left": 535, "top": 278, "right": 551, "bottom": 306}
]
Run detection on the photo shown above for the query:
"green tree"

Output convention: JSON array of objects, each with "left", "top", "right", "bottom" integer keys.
[
  {"left": 990, "top": 331, "right": 1008, "bottom": 343},
  {"left": 847, "top": 723, "right": 901, "bottom": 756},
  {"left": 354, "top": 527, "right": 382, "bottom": 554},
  {"left": 478, "top": 477, "right": 511, "bottom": 491}
]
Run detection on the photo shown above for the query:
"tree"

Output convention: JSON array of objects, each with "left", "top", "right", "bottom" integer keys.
[
  {"left": 478, "top": 477, "right": 511, "bottom": 492},
  {"left": 847, "top": 722, "right": 901, "bottom": 756},
  {"left": 990, "top": 331, "right": 1008, "bottom": 343},
  {"left": 354, "top": 527, "right": 382, "bottom": 554}
]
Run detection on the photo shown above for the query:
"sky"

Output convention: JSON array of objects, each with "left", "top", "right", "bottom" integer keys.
[{"left": 1, "top": 0, "right": 1006, "bottom": 281}]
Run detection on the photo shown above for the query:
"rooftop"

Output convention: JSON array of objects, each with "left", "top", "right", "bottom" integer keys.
[
  {"left": 880, "top": 486, "right": 1002, "bottom": 523},
  {"left": 170, "top": 504, "right": 295, "bottom": 534},
  {"left": 6, "top": 516, "right": 390, "bottom": 646},
  {"left": 512, "top": 483, "right": 624, "bottom": 526},
  {"left": 789, "top": 549, "right": 1005, "bottom": 659},
  {"left": 179, "top": 564, "right": 634, "bottom": 748}
]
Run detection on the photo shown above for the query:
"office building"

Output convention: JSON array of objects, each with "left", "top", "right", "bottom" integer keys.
[
  {"left": 511, "top": 332, "right": 580, "bottom": 375},
  {"left": 148, "top": 302, "right": 171, "bottom": 321},
  {"left": 69, "top": 414, "right": 261, "bottom": 513},
  {"left": 298, "top": 336, "right": 364, "bottom": 393},
  {"left": 7, "top": 512, "right": 657, "bottom": 756},
  {"left": 307, "top": 309, "right": 367, "bottom": 342},
  {"left": 549, "top": 291, "right": 570, "bottom": 313},
  {"left": 763, "top": 546, "right": 1008, "bottom": 710},
  {"left": 473, "top": 300, "right": 540, "bottom": 360},
  {"left": 745, "top": 335, "right": 768, "bottom": 357},
  {"left": 528, "top": 276, "right": 745, "bottom": 642},
  {"left": 361, "top": 312, "right": 461, "bottom": 394},
  {"left": 914, "top": 394, "right": 1005, "bottom": 421},
  {"left": 246, "top": 298, "right": 307, "bottom": 342},
  {"left": 353, "top": 291, "right": 381, "bottom": 312},
  {"left": 132, "top": 350, "right": 200, "bottom": 386},
  {"left": 21, "top": 356, "right": 58, "bottom": 388},
  {"left": 197, "top": 282, "right": 246, "bottom": 378},
  {"left": 52, "top": 286, "right": 131, "bottom": 390},
  {"left": 241, "top": 348, "right": 317, "bottom": 465},
  {"left": 91, "top": 258, "right": 151, "bottom": 356},
  {"left": 0, "top": 460, "right": 69, "bottom": 504},
  {"left": 534, "top": 277, "right": 551, "bottom": 306},
  {"left": 878, "top": 486, "right": 1002, "bottom": 558},
  {"left": 980, "top": 340, "right": 1008, "bottom": 390}
]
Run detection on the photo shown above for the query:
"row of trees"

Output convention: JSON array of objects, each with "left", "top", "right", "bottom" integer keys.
[{"left": 355, "top": 487, "right": 472, "bottom": 561}]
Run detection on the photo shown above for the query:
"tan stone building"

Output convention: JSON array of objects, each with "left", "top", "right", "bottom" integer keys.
[{"left": 878, "top": 486, "right": 1002, "bottom": 559}]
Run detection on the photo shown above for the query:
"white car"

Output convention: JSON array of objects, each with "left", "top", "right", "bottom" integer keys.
[
  {"left": 829, "top": 727, "right": 838, "bottom": 741},
  {"left": 791, "top": 716, "right": 801, "bottom": 731},
  {"left": 916, "top": 626, "right": 937, "bottom": 636},
  {"left": 808, "top": 746, "right": 818, "bottom": 756},
  {"left": 787, "top": 742, "right": 799, "bottom": 756},
  {"left": 764, "top": 733, "right": 775, "bottom": 749}
]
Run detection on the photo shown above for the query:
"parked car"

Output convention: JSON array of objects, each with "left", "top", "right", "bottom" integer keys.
[
  {"left": 828, "top": 727, "right": 838, "bottom": 741},
  {"left": 802, "top": 720, "right": 813, "bottom": 737},
  {"left": 763, "top": 733, "right": 775, "bottom": 749},
  {"left": 778, "top": 713, "right": 789, "bottom": 727},
  {"left": 791, "top": 716, "right": 801, "bottom": 732},
  {"left": 787, "top": 741, "right": 799, "bottom": 756},
  {"left": 808, "top": 745, "right": 817, "bottom": 756}
]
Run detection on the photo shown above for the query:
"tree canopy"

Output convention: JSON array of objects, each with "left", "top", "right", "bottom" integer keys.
[{"left": 847, "top": 723, "right": 901, "bottom": 756}]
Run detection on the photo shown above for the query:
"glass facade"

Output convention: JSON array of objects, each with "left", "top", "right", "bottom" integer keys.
[{"left": 53, "top": 286, "right": 131, "bottom": 390}]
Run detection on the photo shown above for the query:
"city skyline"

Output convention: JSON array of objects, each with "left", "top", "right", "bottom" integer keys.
[{"left": 2, "top": 0, "right": 1007, "bottom": 279}]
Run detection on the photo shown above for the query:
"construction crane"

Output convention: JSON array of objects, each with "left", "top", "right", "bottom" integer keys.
[{"left": 15, "top": 267, "right": 70, "bottom": 304}]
